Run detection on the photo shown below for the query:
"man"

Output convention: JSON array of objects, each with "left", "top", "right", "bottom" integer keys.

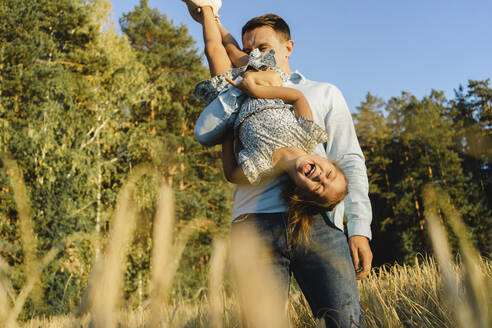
[{"left": 185, "top": 3, "right": 372, "bottom": 327}]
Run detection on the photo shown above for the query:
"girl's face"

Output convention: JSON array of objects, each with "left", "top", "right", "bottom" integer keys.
[{"left": 288, "top": 155, "right": 347, "bottom": 205}]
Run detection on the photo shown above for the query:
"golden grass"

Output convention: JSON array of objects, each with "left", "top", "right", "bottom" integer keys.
[
  {"left": 17, "top": 257, "right": 492, "bottom": 328},
  {"left": 1, "top": 157, "right": 490, "bottom": 328},
  {"left": 229, "top": 223, "right": 290, "bottom": 327}
]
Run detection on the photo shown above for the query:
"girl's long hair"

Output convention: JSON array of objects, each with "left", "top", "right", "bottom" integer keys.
[{"left": 282, "top": 174, "right": 348, "bottom": 245}]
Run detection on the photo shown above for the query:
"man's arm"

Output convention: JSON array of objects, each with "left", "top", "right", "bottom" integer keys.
[
  {"left": 221, "top": 131, "right": 250, "bottom": 185},
  {"left": 323, "top": 86, "right": 373, "bottom": 279}
]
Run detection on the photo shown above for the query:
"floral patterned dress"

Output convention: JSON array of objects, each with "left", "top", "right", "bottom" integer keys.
[{"left": 194, "top": 49, "right": 328, "bottom": 185}]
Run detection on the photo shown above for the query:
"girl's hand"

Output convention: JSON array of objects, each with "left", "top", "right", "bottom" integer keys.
[
  {"left": 226, "top": 70, "right": 282, "bottom": 97},
  {"left": 226, "top": 76, "right": 261, "bottom": 97},
  {"left": 243, "top": 70, "right": 282, "bottom": 87}
]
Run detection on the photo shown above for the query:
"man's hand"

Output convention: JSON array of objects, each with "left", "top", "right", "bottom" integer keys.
[{"left": 348, "top": 235, "right": 373, "bottom": 279}]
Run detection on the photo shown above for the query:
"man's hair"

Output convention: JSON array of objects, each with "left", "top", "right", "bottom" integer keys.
[{"left": 241, "top": 14, "right": 291, "bottom": 40}]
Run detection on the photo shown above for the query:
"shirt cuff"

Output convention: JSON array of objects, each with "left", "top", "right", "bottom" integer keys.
[{"left": 346, "top": 219, "right": 372, "bottom": 240}]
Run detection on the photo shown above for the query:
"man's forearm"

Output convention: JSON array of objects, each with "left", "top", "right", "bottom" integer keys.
[
  {"left": 339, "top": 155, "right": 372, "bottom": 239},
  {"left": 324, "top": 86, "right": 372, "bottom": 239},
  {"left": 221, "top": 131, "right": 250, "bottom": 185}
]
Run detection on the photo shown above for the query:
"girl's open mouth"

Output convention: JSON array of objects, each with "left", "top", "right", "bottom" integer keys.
[{"left": 302, "top": 163, "right": 316, "bottom": 178}]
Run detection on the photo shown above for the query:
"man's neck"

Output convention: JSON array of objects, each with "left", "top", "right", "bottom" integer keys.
[{"left": 281, "top": 63, "right": 292, "bottom": 74}]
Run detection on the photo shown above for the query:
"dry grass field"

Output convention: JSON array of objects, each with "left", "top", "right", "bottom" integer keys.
[
  {"left": 18, "top": 258, "right": 492, "bottom": 328},
  {"left": 1, "top": 160, "right": 491, "bottom": 328}
]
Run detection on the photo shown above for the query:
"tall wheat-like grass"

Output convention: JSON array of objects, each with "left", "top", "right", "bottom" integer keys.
[
  {"left": 359, "top": 257, "right": 455, "bottom": 327},
  {"left": 2, "top": 156, "right": 490, "bottom": 328},
  {"left": 358, "top": 184, "right": 491, "bottom": 328},
  {"left": 74, "top": 164, "right": 219, "bottom": 327},
  {"left": 229, "top": 222, "right": 290, "bottom": 328},
  {"left": 147, "top": 185, "right": 214, "bottom": 326},
  {"left": 423, "top": 184, "right": 490, "bottom": 328},
  {"left": 208, "top": 238, "right": 227, "bottom": 328},
  {"left": 1, "top": 155, "right": 62, "bottom": 328},
  {"left": 78, "top": 165, "right": 150, "bottom": 328},
  {"left": 148, "top": 184, "right": 176, "bottom": 327},
  {"left": 0, "top": 256, "right": 12, "bottom": 324}
]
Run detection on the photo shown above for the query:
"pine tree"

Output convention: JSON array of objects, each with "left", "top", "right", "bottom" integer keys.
[
  {"left": 0, "top": 0, "right": 150, "bottom": 315},
  {"left": 355, "top": 88, "right": 491, "bottom": 264},
  {"left": 354, "top": 93, "right": 398, "bottom": 264},
  {"left": 449, "top": 80, "right": 492, "bottom": 257},
  {"left": 119, "top": 0, "right": 232, "bottom": 299}
]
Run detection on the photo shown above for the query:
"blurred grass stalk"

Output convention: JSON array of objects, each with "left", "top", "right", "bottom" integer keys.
[
  {"left": 80, "top": 166, "right": 145, "bottom": 328},
  {"left": 148, "top": 185, "right": 209, "bottom": 326},
  {"left": 208, "top": 238, "right": 227, "bottom": 328},
  {"left": 2, "top": 155, "right": 61, "bottom": 328},
  {"left": 3, "top": 155, "right": 491, "bottom": 328},
  {"left": 423, "top": 184, "right": 490, "bottom": 328},
  {"left": 230, "top": 223, "right": 290, "bottom": 328},
  {"left": 148, "top": 184, "right": 176, "bottom": 327},
  {"left": 78, "top": 165, "right": 214, "bottom": 327},
  {"left": 0, "top": 257, "right": 12, "bottom": 324}
]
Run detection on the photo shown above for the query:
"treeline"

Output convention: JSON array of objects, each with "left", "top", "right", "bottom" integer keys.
[
  {"left": 354, "top": 86, "right": 491, "bottom": 265},
  {"left": 0, "top": 0, "right": 490, "bottom": 318},
  {"left": 0, "top": 0, "right": 231, "bottom": 317}
]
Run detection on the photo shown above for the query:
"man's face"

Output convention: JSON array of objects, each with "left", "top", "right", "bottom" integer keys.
[{"left": 242, "top": 26, "right": 294, "bottom": 73}]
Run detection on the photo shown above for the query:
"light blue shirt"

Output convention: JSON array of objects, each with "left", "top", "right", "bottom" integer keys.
[{"left": 194, "top": 71, "right": 372, "bottom": 239}]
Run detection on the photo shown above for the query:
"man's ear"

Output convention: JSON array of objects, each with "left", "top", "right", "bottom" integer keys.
[{"left": 285, "top": 39, "right": 295, "bottom": 58}]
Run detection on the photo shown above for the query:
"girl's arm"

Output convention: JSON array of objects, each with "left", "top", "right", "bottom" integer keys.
[
  {"left": 227, "top": 78, "right": 313, "bottom": 120},
  {"left": 200, "top": 7, "right": 232, "bottom": 76},
  {"left": 221, "top": 131, "right": 250, "bottom": 185},
  {"left": 217, "top": 22, "right": 249, "bottom": 68}
]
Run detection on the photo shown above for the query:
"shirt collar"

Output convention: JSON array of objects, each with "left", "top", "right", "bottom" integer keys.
[{"left": 288, "top": 70, "right": 305, "bottom": 84}]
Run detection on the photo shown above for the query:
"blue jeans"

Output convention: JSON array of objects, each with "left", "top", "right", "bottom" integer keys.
[{"left": 230, "top": 212, "right": 364, "bottom": 328}]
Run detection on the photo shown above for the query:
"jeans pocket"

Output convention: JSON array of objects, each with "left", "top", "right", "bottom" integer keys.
[
  {"left": 231, "top": 213, "right": 252, "bottom": 224},
  {"left": 319, "top": 212, "right": 344, "bottom": 233}
]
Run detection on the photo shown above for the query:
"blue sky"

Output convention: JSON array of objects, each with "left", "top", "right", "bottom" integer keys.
[{"left": 111, "top": 0, "right": 492, "bottom": 112}]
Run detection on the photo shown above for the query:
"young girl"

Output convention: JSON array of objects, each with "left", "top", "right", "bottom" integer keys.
[{"left": 184, "top": 0, "right": 348, "bottom": 240}]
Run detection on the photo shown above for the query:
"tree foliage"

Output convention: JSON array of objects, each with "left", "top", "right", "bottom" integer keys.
[
  {"left": 0, "top": 0, "right": 230, "bottom": 315},
  {"left": 354, "top": 84, "right": 492, "bottom": 265}
]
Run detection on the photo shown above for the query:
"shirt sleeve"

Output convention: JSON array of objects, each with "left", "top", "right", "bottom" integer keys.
[
  {"left": 323, "top": 86, "right": 372, "bottom": 239},
  {"left": 194, "top": 68, "right": 244, "bottom": 105}
]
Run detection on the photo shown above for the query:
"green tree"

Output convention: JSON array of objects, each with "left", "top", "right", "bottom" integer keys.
[
  {"left": 0, "top": 0, "right": 149, "bottom": 315},
  {"left": 355, "top": 88, "right": 491, "bottom": 264},
  {"left": 120, "top": 0, "right": 232, "bottom": 300},
  {"left": 449, "top": 80, "right": 492, "bottom": 256},
  {"left": 354, "top": 93, "right": 398, "bottom": 264}
]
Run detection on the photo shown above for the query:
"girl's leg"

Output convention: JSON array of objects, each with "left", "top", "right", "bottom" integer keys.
[{"left": 199, "top": 6, "right": 232, "bottom": 76}]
